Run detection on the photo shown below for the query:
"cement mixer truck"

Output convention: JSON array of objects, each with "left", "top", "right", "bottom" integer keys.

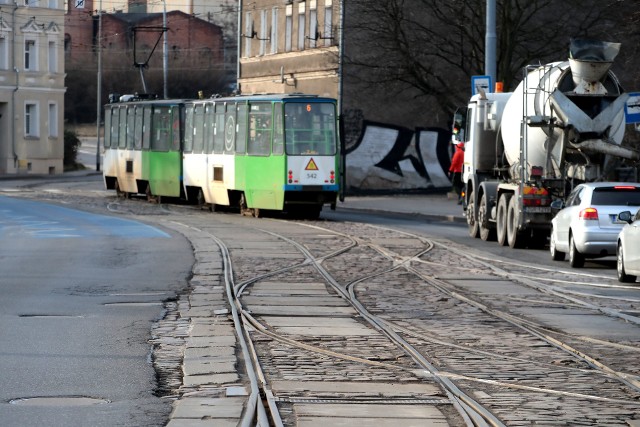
[{"left": 457, "top": 39, "right": 638, "bottom": 249}]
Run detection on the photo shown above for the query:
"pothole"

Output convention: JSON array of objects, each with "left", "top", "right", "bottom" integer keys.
[
  {"left": 9, "top": 396, "right": 110, "bottom": 406},
  {"left": 104, "top": 302, "right": 162, "bottom": 307},
  {"left": 18, "top": 314, "right": 84, "bottom": 318}
]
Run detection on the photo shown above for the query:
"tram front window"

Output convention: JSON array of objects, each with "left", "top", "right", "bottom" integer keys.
[{"left": 284, "top": 102, "right": 336, "bottom": 155}]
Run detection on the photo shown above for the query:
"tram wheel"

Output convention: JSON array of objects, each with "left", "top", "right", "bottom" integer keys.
[
  {"left": 115, "top": 181, "right": 128, "bottom": 199},
  {"left": 146, "top": 184, "right": 160, "bottom": 204},
  {"left": 196, "top": 189, "right": 206, "bottom": 210},
  {"left": 239, "top": 193, "right": 252, "bottom": 216}
]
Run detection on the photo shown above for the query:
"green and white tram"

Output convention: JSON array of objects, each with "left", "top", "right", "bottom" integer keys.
[
  {"left": 182, "top": 94, "right": 340, "bottom": 217},
  {"left": 103, "top": 96, "right": 185, "bottom": 201}
]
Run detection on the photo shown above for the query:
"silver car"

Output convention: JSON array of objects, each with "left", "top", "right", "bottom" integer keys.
[
  {"left": 550, "top": 182, "right": 640, "bottom": 268},
  {"left": 617, "top": 209, "right": 640, "bottom": 282}
]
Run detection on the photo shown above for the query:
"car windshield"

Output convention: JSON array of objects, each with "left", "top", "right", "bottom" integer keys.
[{"left": 591, "top": 187, "right": 640, "bottom": 206}]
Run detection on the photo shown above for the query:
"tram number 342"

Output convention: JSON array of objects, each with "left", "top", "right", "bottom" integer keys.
[{"left": 307, "top": 173, "right": 318, "bottom": 179}]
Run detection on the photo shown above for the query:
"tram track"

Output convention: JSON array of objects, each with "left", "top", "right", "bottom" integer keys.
[
  {"left": 292, "top": 221, "right": 640, "bottom": 424},
  {"left": 101, "top": 202, "right": 640, "bottom": 424},
  {"left": 8, "top": 188, "right": 640, "bottom": 425}
]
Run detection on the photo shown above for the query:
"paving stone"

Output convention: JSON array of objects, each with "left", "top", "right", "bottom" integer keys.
[
  {"left": 294, "top": 403, "right": 447, "bottom": 419},
  {"left": 183, "top": 372, "right": 240, "bottom": 386}
]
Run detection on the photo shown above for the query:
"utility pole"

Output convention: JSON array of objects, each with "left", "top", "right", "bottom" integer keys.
[
  {"left": 485, "top": 0, "right": 497, "bottom": 89},
  {"left": 95, "top": 0, "right": 103, "bottom": 171},
  {"left": 163, "top": 0, "right": 168, "bottom": 99}
]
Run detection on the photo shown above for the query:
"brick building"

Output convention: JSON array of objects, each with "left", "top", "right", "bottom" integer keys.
[
  {"left": 89, "top": 0, "right": 237, "bottom": 75},
  {"left": 65, "top": 0, "right": 224, "bottom": 71}
]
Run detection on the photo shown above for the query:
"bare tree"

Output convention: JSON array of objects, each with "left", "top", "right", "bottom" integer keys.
[{"left": 344, "top": 0, "right": 639, "bottom": 120}]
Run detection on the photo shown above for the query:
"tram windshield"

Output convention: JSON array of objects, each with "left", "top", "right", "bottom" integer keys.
[{"left": 284, "top": 102, "right": 337, "bottom": 155}]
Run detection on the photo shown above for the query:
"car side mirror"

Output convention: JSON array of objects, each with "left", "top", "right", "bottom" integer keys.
[
  {"left": 617, "top": 210, "right": 633, "bottom": 224},
  {"left": 550, "top": 199, "right": 564, "bottom": 210}
]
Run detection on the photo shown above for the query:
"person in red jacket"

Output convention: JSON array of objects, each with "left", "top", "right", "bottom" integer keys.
[{"left": 449, "top": 142, "right": 465, "bottom": 204}]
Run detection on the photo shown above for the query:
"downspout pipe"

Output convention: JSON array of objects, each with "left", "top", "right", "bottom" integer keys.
[{"left": 11, "top": 1, "right": 18, "bottom": 169}]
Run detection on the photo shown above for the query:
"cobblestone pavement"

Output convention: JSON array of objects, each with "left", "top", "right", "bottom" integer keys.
[{"left": 3, "top": 178, "right": 640, "bottom": 426}]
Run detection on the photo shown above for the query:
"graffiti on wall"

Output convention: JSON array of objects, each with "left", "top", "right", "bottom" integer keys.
[{"left": 345, "top": 118, "right": 453, "bottom": 192}]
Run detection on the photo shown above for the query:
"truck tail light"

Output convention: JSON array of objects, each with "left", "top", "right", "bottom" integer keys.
[{"left": 522, "top": 186, "right": 551, "bottom": 206}]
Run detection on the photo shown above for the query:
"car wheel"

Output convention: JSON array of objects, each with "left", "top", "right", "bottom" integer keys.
[
  {"left": 550, "top": 227, "right": 565, "bottom": 261},
  {"left": 569, "top": 233, "right": 584, "bottom": 268},
  {"left": 617, "top": 243, "right": 637, "bottom": 283}
]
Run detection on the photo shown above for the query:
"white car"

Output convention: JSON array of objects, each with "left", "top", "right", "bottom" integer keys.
[
  {"left": 617, "top": 209, "right": 640, "bottom": 283},
  {"left": 550, "top": 182, "right": 640, "bottom": 268}
]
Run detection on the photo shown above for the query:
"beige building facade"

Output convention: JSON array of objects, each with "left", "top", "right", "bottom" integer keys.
[
  {"left": 238, "top": 0, "right": 340, "bottom": 98},
  {"left": 0, "top": 1, "right": 65, "bottom": 175}
]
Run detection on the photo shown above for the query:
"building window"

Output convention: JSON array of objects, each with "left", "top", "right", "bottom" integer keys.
[
  {"left": 0, "top": 37, "right": 7, "bottom": 70},
  {"left": 49, "top": 103, "right": 58, "bottom": 138},
  {"left": 297, "top": 2, "right": 306, "bottom": 51},
  {"left": 48, "top": 0, "right": 57, "bottom": 7},
  {"left": 270, "top": 7, "right": 278, "bottom": 54},
  {"left": 25, "top": 102, "right": 39, "bottom": 138},
  {"left": 285, "top": 5, "right": 292, "bottom": 52},
  {"left": 324, "top": 2, "right": 333, "bottom": 47},
  {"left": 309, "top": 2, "right": 317, "bottom": 49},
  {"left": 25, "top": 39, "right": 37, "bottom": 71},
  {"left": 48, "top": 40, "right": 57, "bottom": 73},
  {"left": 259, "top": 10, "right": 267, "bottom": 56}
]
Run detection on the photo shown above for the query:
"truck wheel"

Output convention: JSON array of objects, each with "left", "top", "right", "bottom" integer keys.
[
  {"left": 507, "top": 196, "right": 525, "bottom": 248},
  {"left": 466, "top": 198, "right": 479, "bottom": 238},
  {"left": 479, "top": 193, "right": 496, "bottom": 241},
  {"left": 569, "top": 234, "right": 585, "bottom": 268},
  {"left": 496, "top": 194, "right": 510, "bottom": 246}
]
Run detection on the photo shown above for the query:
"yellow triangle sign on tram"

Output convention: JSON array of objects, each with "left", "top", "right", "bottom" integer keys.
[{"left": 305, "top": 158, "right": 319, "bottom": 171}]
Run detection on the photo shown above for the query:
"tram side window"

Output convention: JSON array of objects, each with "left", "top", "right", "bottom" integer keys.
[
  {"left": 193, "top": 105, "right": 204, "bottom": 154},
  {"left": 171, "top": 107, "right": 181, "bottom": 151},
  {"left": 284, "top": 102, "right": 336, "bottom": 155},
  {"left": 109, "top": 107, "right": 119, "bottom": 148},
  {"left": 142, "top": 107, "right": 151, "bottom": 149},
  {"left": 104, "top": 108, "right": 113, "bottom": 148},
  {"left": 118, "top": 107, "right": 128, "bottom": 149},
  {"left": 126, "top": 106, "right": 136, "bottom": 149},
  {"left": 184, "top": 106, "right": 194, "bottom": 153},
  {"left": 134, "top": 106, "right": 143, "bottom": 149},
  {"left": 152, "top": 107, "right": 172, "bottom": 152},
  {"left": 224, "top": 102, "right": 236, "bottom": 154},
  {"left": 248, "top": 102, "right": 272, "bottom": 156},
  {"left": 205, "top": 103, "right": 215, "bottom": 154},
  {"left": 236, "top": 103, "right": 247, "bottom": 154},
  {"left": 273, "top": 103, "right": 284, "bottom": 155},
  {"left": 213, "top": 103, "right": 225, "bottom": 153}
]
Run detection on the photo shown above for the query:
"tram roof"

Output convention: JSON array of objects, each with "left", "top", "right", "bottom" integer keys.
[
  {"left": 107, "top": 93, "right": 336, "bottom": 106},
  {"left": 187, "top": 93, "right": 336, "bottom": 104}
]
